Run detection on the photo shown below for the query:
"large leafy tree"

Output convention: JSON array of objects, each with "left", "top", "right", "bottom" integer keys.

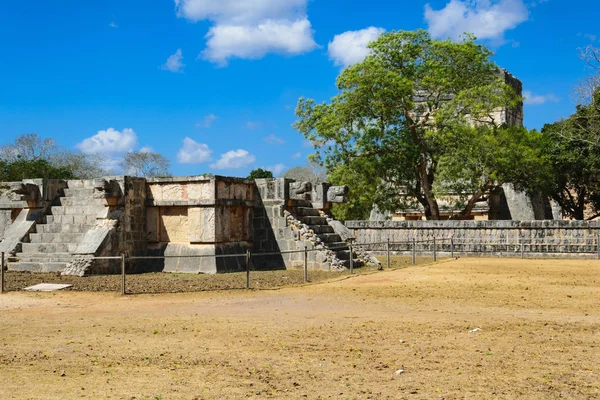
[
  {"left": 537, "top": 90, "right": 600, "bottom": 220},
  {"left": 248, "top": 168, "right": 273, "bottom": 179},
  {"left": 295, "top": 30, "right": 530, "bottom": 220}
]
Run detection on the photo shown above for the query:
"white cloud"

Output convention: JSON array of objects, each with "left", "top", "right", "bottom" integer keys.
[
  {"left": 584, "top": 33, "right": 598, "bottom": 42},
  {"left": 174, "top": 0, "right": 317, "bottom": 65},
  {"left": 245, "top": 121, "right": 263, "bottom": 130},
  {"left": 161, "top": 49, "right": 185, "bottom": 73},
  {"left": 265, "top": 163, "right": 286, "bottom": 177},
  {"left": 328, "top": 27, "right": 386, "bottom": 67},
  {"left": 139, "top": 146, "right": 153, "bottom": 153},
  {"left": 291, "top": 152, "right": 302, "bottom": 159},
  {"left": 177, "top": 137, "right": 212, "bottom": 164},
  {"left": 196, "top": 114, "right": 218, "bottom": 128},
  {"left": 210, "top": 149, "right": 256, "bottom": 169},
  {"left": 109, "top": 22, "right": 118, "bottom": 28},
  {"left": 175, "top": 0, "right": 307, "bottom": 23},
  {"left": 264, "top": 134, "right": 285, "bottom": 145},
  {"left": 424, "top": 0, "right": 529, "bottom": 42},
  {"left": 523, "top": 90, "right": 560, "bottom": 105},
  {"left": 77, "top": 128, "right": 137, "bottom": 154}
]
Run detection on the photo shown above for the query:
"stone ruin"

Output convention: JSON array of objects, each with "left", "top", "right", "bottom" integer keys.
[{"left": 0, "top": 176, "right": 377, "bottom": 276}]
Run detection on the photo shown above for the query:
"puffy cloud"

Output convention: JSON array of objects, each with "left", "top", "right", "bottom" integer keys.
[
  {"left": 161, "top": 49, "right": 185, "bottom": 73},
  {"left": 202, "top": 19, "right": 317, "bottom": 65},
  {"left": 424, "top": 0, "right": 529, "bottom": 42},
  {"left": 139, "top": 146, "right": 154, "bottom": 153},
  {"left": 264, "top": 134, "right": 285, "bottom": 145},
  {"left": 177, "top": 137, "right": 212, "bottom": 164},
  {"left": 265, "top": 163, "right": 286, "bottom": 177},
  {"left": 109, "top": 22, "right": 118, "bottom": 28},
  {"left": 328, "top": 27, "right": 386, "bottom": 67},
  {"left": 291, "top": 152, "right": 302, "bottom": 159},
  {"left": 77, "top": 128, "right": 137, "bottom": 154},
  {"left": 210, "top": 149, "right": 255, "bottom": 169},
  {"left": 196, "top": 114, "right": 218, "bottom": 128},
  {"left": 174, "top": 0, "right": 317, "bottom": 65},
  {"left": 523, "top": 91, "right": 560, "bottom": 105}
]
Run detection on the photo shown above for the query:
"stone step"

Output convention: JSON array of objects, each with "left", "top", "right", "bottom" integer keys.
[
  {"left": 13, "top": 252, "right": 74, "bottom": 262},
  {"left": 327, "top": 242, "right": 350, "bottom": 251},
  {"left": 309, "top": 225, "right": 334, "bottom": 234},
  {"left": 36, "top": 223, "right": 95, "bottom": 234},
  {"left": 51, "top": 205, "right": 104, "bottom": 216},
  {"left": 295, "top": 207, "right": 321, "bottom": 217},
  {"left": 29, "top": 232, "right": 85, "bottom": 244},
  {"left": 66, "top": 180, "right": 97, "bottom": 189},
  {"left": 317, "top": 233, "right": 342, "bottom": 243},
  {"left": 294, "top": 200, "right": 313, "bottom": 208},
  {"left": 334, "top": 249, "right": 352, "bottom": 260},
  {"left": 46, "top": 215, "right": 98, "bottom": 225},
  {"left": 60, "top": 197, "right": 107, "bottom": 207},
  {"left": 21, "top": 242, "right": 78, "bottom": 254},
  {"left": 63, "top": 187, "right": 95, "bottom": 197},
  {"left": 302, "top": 216, "right": 328, "bottom": 225},
  {"left": 341, "top": 259, "right": 364, "bottom": 269},
  {"left": 7, "top": 262, "right": 67, "bottom": 273}
]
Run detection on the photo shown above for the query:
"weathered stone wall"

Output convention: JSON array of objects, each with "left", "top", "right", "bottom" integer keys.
[
  {"left": 144, "top": 176, "right": 254, "bottom": 273},
  {"left": 346, "top": 220, "right": 600, "bottom": 257},
  {"left": 0, "top": 179, "right": 66, "bottom": 255},
  {"left": 252, "top": 178, "right": 343, "bottom": 270}
]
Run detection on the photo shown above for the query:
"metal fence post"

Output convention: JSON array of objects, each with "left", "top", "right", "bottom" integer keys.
[
  {"left": 121, "top": 253, "right": 126, "bottom": 296},
  {"left": 386, "top": 238, "right": 391, "bottom": 269},
  {"left": 304, "top": 246, "right": 308, "bottom": 283},
  {"left": 433, "top": 237, "right": 437, "bottom": 262},
  {"left": 1, "top": 252, "right": 5, "bottom": 294},
  {"left": 521, "top": 241, "right": 524, "bottom": 259},
  {"left": 349, "top": 244, "right": 354, "bottom": 274},
  {"left": 451, "top": 238, "right": 454, "bottom": 258},
  {"left": 412, "top": 238, "right": 416, "bottom": 265},
  {"left": 246, "top": 249, "right": 251, "bottom": 289}
]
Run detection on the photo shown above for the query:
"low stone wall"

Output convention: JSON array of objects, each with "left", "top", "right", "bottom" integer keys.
[{"left": 345, "top": 220, "right": 600, "bottom": 258}]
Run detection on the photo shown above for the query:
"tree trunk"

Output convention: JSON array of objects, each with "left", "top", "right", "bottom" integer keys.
[{"left": 418, "top": 159, "right": 440, "bottom": 219}]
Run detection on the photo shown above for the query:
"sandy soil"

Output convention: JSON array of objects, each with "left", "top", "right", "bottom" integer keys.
[{"left": 0, "top": 257, "right": 598, "bottom": 399}]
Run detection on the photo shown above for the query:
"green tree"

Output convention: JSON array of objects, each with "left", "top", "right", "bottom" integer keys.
[
  {"left": 248, "top": 168, "right": 273, "bottom": 179},
  {"left": 295, "top": 30, "right": 526, "bottom": 220},
  {"left": 537, "top": 92, "right": 600, "bottom": 220},
  {"left": 0, "top": 133, "right": 108, "bottom": 179},
  {"left": 121, "top": 151, "right": 171, "bottom": 177},
  {"left": 0, "top": 158, "right": 76, "bottom": 181}
]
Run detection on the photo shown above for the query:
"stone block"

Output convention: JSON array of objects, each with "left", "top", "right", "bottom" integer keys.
[
  {"left": 188, "top": 207, "right": 216, "bottom": 243},
  {"left": 187, "top": 182, "right": 214, "bottom": 200},
  {"left": 159, "top": 206, "right": 188, "bottom": 242}
]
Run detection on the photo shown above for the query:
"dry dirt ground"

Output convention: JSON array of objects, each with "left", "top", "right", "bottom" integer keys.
[{"left": 0, "top": 257, "right": 598, "bottom": 399}]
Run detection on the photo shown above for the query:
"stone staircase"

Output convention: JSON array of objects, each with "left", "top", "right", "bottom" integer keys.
[
  {"left": 292, "top": 204, "right": 362, "bottom": 269},
  {"left": 8, "top": 180, "right": 107, "bottom": 272}
]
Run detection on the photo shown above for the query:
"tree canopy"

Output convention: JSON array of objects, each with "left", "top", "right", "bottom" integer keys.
[
  {"left": 121, "top": 150, "right": 171, "bottom": 177},
  {"left": 0, "top": 134, "right": 108, "bottom": 180},
  {"left": 248, "top": 168, "right": 274, "bottom": 179},
  {"left": 534, "top": 88, "right": 600, "bottom": 220},
  {"left": 295, "top": 30, "right": 530, "bottom": 220}
]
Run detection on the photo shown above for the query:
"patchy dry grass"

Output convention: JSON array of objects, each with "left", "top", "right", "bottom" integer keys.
[
  {"left": 0, "top": 257, "right": 598, "bottom": 399},
  {"left": 1, "top": 256, "right": 432, "bottom": 294}
]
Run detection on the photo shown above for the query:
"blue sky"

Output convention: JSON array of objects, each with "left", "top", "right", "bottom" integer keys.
[{"left": 1, "top": 0, "right": 598, "bottom": 177}]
